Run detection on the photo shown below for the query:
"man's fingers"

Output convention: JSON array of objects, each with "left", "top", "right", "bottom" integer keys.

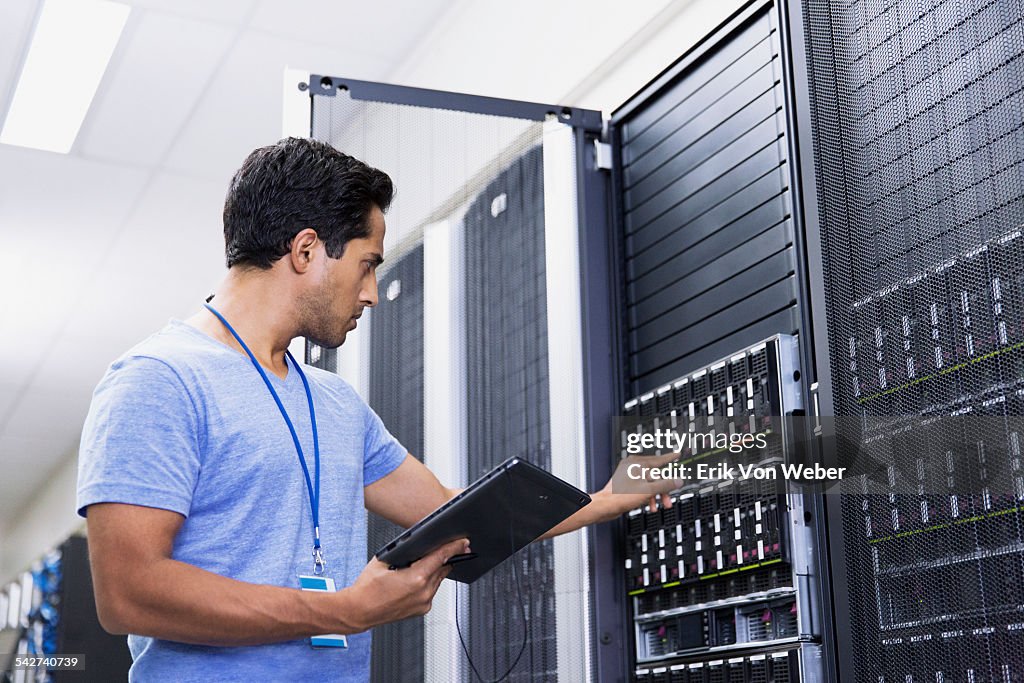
[
  {"left": 431, "top": 564, "right": 451, "bottom": 593},
  {"left": 653, "top": 451, "right": 683, "bottom": 466},
  {"left": 418, "top": 537, "right": 470, "bottom": 572}
]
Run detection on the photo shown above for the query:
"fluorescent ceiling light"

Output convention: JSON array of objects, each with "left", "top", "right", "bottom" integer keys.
[{"left": 1, "top": 0, "right": 130, "bottom": 154}]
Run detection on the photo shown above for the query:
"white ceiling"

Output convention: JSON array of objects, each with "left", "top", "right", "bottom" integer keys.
[{"left": 0, "top": 0, "right": 712, "bottom": 535}]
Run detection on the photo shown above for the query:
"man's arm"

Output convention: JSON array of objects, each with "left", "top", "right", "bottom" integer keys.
[
  {"left": 87, "top": 502, "right": 467, "bottom": 645},
  {"left": 539, "top": 453, "right": 681, "bottom": 538},
  {"left": 364, "top": 453, "right": 672, "bottom": 540},
  {"left": 364, "top": 454, "right": 460, "bottom": 527},
  {"left": 537, "top": 487, "right": 669, "bottom": 540}
]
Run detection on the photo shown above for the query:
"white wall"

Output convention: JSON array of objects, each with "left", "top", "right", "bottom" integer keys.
[
  {"left": 1, "top": 449, "right": 83, "bottom": 581},
  {"left": 0, "top": 0, "right": 744, "bottom": 582}
]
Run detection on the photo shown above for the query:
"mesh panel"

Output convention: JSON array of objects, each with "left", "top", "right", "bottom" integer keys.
[
  {"left": 311, "top": 90, "right": 591, "bottom": 681},
  {"left": 803, "top": 0, "right": 1024, "bottom": 679},
  {"left": 462, "top": 146, "right": 557, "bottom": 681},
  {"left": 368, "top": 244, "right": 426, "bottom": 683}
]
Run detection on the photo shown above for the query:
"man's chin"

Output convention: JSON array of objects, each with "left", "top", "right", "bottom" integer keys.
[{"left": 305, "top": 331, "right": 346, "bottom": 350}]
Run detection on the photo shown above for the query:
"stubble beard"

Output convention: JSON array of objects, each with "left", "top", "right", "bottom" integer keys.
[{"left": 297, "top": 284, "right": 348, "bottom": 350}]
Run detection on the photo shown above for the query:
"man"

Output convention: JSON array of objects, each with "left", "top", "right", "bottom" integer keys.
[{"left": 77, "top": 137, "right": 667, "bottom": 681}]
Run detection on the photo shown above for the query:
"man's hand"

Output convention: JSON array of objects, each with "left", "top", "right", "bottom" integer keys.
[
  {"left": 338, "top": 538, "right": 469, "bottom": 632},
  {"left": 365, "top": 452, "right": 680, "bottom": 546},
  {"left": 602, "top": 451, "right": 686, "bottom": 513}
]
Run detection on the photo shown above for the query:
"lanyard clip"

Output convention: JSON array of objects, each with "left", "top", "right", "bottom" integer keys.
[{"left": 312, "top": 546, "right": 326, "bottom": 575}]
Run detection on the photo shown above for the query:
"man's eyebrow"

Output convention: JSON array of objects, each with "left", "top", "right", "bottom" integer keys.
[{"left": 365, "top": 252, "right": 384, "bottom": 266}]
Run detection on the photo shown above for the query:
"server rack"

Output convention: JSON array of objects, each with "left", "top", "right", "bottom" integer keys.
[
  {"left": 462, "top": 145, "right": 561, "bottom": 680},
  {"left": 0, "top": 536, "right": 131, "bottom": 683},
  {"left": 306, "top": 77, "right": 609, "bottom": 681},
  {"left": 621, "top": 336, "right": 823, "bottom": 683},
  {"left": 371, "top": 245, "right": 427, "bottom": 682},
  {"left": 606, "top": 2, "right": 831, "bottom": 679},
  {"left": 53, "top": 536, "right": 132, "bottom": 682},
  {"left": 791, "top": 0, "right": 1024, "bottom": 680}
]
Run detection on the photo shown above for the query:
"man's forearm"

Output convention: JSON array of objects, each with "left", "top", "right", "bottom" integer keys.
[
  {"left": 538, "top": 489, "right": 648, "bottom": 540},
  {"left": 98, "top": 557, "right": 364, "bottom": 646}
]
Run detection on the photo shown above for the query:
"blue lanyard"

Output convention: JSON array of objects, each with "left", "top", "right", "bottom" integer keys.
[{"left": 204, "top": 304, "right": 325, "bottom": 575}]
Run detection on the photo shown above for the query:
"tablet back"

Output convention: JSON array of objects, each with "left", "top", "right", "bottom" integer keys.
[{"left": 375, "top": 458, "right": 591, "bottom": 583}]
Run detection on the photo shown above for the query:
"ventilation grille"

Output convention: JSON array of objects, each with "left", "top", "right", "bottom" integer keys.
[
  {"left": 615, "top": 3, "right": 799, "bottom": 395},
  {"left": 803, "top": 0, "right": 1024, "bottom": 680}
]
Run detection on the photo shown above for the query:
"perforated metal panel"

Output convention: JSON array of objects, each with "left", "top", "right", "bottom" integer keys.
[
  {"left": 463, "top": 145, "right": 560, "bottom": 681},
  {"left": 801, "top": 0, "right": 1024, "bottom": 680},
  {"left": 368, "top": 245, "right": 426, "bottom": 683}
]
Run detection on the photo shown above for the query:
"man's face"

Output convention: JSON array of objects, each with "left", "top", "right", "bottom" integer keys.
[{"left": 299, "top": 205, "right": 385, "bottom": 348}]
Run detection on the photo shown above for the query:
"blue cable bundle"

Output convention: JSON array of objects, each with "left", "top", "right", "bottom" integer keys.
[{"left": 24, "top": 550, "right": 62, "bottom": 681}]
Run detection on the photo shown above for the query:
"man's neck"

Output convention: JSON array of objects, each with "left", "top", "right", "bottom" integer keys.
[{"left": 185, "top": 272, "right": 298, "bottom": 379}]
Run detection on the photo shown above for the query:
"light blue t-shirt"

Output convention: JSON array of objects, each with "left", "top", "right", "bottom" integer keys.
[{"left": 76, "top": 319, "right": 407, "bottom": 682}]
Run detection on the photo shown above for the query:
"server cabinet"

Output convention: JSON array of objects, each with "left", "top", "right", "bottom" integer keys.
[
  {"left": 621, "top": 336, "right": 823, "bottom": 682},
  {"left": 611, "top": 0, "right": 802, "bottom": 396},
  {"left": 306, "top": 77, "right": 610, "bottom": 682},
  {"left": 0, "top": 536, "right": 132, "bottom": 682},
  {"left": 791, "top": 0, "right": 1024, "bottom": 680},
  {"left": 606, "top": 1, "right": 830, "bottom": 680},
  {"left": 462, "top": 145, "right": 561, "bottom": 680},
  {"left": 304, "top": 255, "right": 428, "bottom": 683}
]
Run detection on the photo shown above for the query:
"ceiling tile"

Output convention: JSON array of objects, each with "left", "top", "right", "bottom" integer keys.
[
  {"left": 1, "top": 384, "right": 91, "bottom": 444},
  {"left": 248, "top": 0, "right": 449, "bottom": 58},
  {"left": 55, "top": 319, "right": 155, "bottom": 360},
  {"left": 100, "top": 171, "right": 226, "bottom": 277},
  {"left": 0, "top": 147, "right": 151, "bottom": 385},
  {"left": 0, "top": 383, "right": 25, "bottom": 426},
  {"left": 58, "top": 171, "right": 228, "bottom": 353},
  {"left": 0, "top": 157, "right": 147, "bottom": 309},
  {"left": 30, "top": 336, "right": 119, "bottom": 398},
  {"left": 162, "top": 31, "right": 391, "bottom": 180},
  {"left": 120, "top": 0, "right": 257, "bottom": 26},
  {"left": 0, "top": 146, "right": 150, "bottom": 235},
  {"left": 0, "top": 316, "right": 61, "bottom": 393},
  {"left": 79, "top": 11, "right": 237, "bottom": 166},
  {"left": 391, "top": 0, "right": 676, "bottom": 104}
]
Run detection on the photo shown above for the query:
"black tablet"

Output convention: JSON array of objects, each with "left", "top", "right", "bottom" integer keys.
[{"left": 375, "top": 457, "right": 591, "bottom": 583}]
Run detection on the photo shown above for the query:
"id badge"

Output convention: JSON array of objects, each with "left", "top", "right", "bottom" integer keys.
[{"left": 298, "top": 575, "right": 348, "bottom": 648}]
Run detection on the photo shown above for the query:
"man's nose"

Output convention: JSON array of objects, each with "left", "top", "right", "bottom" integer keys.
[{"left": 361, "top": 276, "right": 378, "bottom": 308}]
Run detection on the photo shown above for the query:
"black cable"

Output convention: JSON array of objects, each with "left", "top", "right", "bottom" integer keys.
[{"left": 455, "top": 468, "right": 528, "bottom": 682}]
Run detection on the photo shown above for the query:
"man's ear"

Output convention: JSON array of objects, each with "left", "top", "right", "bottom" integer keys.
[{"left": 289, "top": 228, "right": 319, "bottom": 273}]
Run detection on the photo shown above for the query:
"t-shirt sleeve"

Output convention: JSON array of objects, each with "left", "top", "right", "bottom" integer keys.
[
  {"left": 362, "top": 402, "right": 408, "bottom": 486},
  {"left": 76, "top": 355, "right": 202, "bottom": 518}
]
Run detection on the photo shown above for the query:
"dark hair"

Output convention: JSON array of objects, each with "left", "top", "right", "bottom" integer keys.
[{"left": 222, "top": 137, "right": 394, "bottom": 269}]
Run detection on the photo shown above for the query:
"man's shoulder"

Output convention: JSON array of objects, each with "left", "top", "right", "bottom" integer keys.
[
  {"left": 301, "top": 363, "right": 363, "bottom": 407},
  {"left": 104, "top": 320, "right": 226, "bottom": 384}
]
